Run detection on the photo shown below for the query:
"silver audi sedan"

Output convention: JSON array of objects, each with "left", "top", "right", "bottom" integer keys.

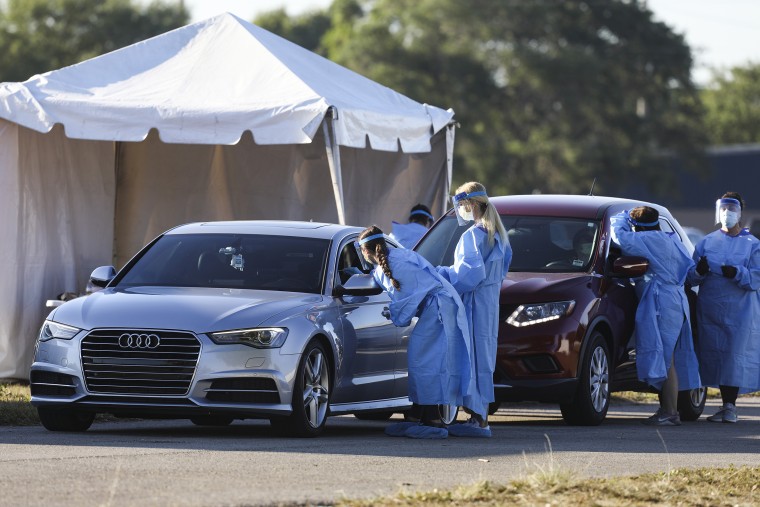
[{"left": 30, "top": 221, "right": 416, "bottom": 437}]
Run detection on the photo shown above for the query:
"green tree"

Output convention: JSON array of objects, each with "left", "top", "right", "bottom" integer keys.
[
  {"left": 702, "top": 63, "right": 760, "bottom": 145},
  {"left": 254, "top": 7, "right": 331, "bottom": 55},
  {"left": 0, "top": 0, "right": 188, "bottom": 82}
]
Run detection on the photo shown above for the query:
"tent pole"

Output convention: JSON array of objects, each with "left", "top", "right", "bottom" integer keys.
[
  {"left": 322, "top": 110, "right": 346, "bottom": 225},
  {"left": 444, "top": 122, "right": 456, "bottom": 212}
]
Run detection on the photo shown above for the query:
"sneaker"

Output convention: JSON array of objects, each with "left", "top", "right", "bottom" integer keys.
[
  {"left": 642, "top": 409, "right": 681, "bottom": 426},
  {"left": 707, "top": 403, "right": 738, "bottom": 423}
]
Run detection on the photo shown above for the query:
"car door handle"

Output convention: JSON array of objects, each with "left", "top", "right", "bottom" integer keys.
[{"left": 381, "top": 307, "right": 391, "bottom": 320}]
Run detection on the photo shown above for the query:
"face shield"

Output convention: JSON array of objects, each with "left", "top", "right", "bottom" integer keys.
[
  {"left": 715, "top": 198, "right": 741, "bottom": 227},
  {"left": 355, "top": 233, "right": 386, "bottom": 267},
  {"left": 452, "top": 190, "right": 487, "bottom": 225}
]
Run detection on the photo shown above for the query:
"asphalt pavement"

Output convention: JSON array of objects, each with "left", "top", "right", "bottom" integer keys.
[{"left": 1, "top": 397, "right": 758, "bottom": 506}]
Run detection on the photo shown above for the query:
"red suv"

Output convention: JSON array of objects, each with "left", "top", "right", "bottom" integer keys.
[{"left": 416, "top": 194, "right": 706, "bottom": 425}]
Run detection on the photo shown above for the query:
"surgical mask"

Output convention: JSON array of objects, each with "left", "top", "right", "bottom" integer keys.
[
  {"left": 720, "top": 210, "right": 740, "bottom": 229},
  {"left": 458, "top": 205, "right": 474, "bottom": 222}
]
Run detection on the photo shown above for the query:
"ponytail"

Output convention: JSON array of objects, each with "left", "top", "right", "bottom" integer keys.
[
  {"left": 454, "top": 181, "right": 507, "bottom": 247},
  {"left": 358, "top": 225, "right": 401, "bottom": 290}
]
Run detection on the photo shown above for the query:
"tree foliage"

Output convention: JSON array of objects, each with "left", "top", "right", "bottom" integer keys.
[
  {"left": 702, "top": 63, "right": 760, "bottom": 145},
  {"left": 256, "top": 0, "right": 708, "bottom": 196},
  {"left": 0, "top": 0, "right": 188, "bottom": 82}
]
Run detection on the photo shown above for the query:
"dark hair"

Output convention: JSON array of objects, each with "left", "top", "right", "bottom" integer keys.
[
  {"left": 408, "top": 204, "right": 433, "bottom": 226},
  {"left": 630, "top": 206, "right": 660, "bottom": 231},
  {"left": 359, "top": 225, "right": 400, "bottom": 290},
  {"left": 722, "top": 191, "right": 744, "bottom": 210}
]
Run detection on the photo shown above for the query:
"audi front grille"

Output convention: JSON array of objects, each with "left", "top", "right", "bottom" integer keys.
[{"left": 81, "top": 329, "right": 201, "bottom": 396}]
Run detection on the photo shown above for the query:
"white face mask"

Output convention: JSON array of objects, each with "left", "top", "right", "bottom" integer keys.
[
  {"left": 720, "top": 210, "right": 740, "bottom": 229},
  {"left": 458, "top": 204, "right": 474, "bottom": 222}
]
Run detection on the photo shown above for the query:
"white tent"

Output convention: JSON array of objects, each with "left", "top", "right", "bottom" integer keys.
[{"left": 0, "top": 13, "right": 456, "bottom": 379}]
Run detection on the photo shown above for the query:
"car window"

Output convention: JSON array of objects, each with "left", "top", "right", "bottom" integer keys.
[
  {"left": 416, "top": 215, "right": 600, "bottom": 273},
  {"left": 336, "top": 239, "right": 366, "bottom": 285},
  {"left": 116, "top": 233, "right": 330, "bottom": 293}
]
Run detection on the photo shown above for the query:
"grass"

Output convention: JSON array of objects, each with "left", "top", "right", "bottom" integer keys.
[
  {"left": 0, "top": 382, "right": 38, "bottom": 425},
  {"left": 340, "top": 466, "right": 760, "bottom": 506}
]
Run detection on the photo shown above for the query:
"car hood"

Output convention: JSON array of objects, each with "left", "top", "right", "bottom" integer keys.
[
  {"left": 501, "top": 272, "right": 590, "bottom": 304},
  {"left": 50, "top": 286, "right": 325, "bottom": 332}
]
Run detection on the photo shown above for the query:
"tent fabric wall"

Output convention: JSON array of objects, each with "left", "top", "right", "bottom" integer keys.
[
  {"left": 112, "top": 125, "right": 450, "bottom": 267},
  {"left": 0, "top": 120, "right": 115, "bottom": 379}
]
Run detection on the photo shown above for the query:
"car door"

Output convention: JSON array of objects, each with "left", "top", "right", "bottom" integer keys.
[{"left": 330, "top": 237, "right": 400, "bottom": 404}]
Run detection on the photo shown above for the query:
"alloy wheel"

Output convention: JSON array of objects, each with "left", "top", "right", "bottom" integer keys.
[
  {"left": 302, "top": 348, "right": 330, "bottom": 428},
  {"left": 589, "top": 346, "right": 609, "bottom": 412}
]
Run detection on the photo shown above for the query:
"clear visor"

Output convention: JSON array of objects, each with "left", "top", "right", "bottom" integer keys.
[
  {"left": 715, "top": 198, "right": 742, "bottom": 224},
  {"left": 452, "top": 195, "right": 473, "bottom": 225}
]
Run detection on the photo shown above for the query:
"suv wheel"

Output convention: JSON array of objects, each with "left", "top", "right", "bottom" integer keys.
[
  {"left": 270, "top": 340, "right": 331, "bottom": 437},
  {"left": 38, "top": 407, "right": 95, "bottom": 432},
  {"left": 677, "top": 386, "right": 706, "bottom": 421},
  {"left": 560, "top": 331, "right": 610, "bottom": 426}
]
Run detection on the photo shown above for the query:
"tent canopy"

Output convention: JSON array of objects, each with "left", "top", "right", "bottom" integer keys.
[
  {"left": 0, "top": 12, "right": 453, "bottom": 151},
  {"left": 0, "top": 13, "right": 455, "bottom": 380}
]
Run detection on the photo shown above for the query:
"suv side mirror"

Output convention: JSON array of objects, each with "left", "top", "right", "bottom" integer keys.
[
  {"left": 90, "top": 265, "right": 117, "bottom": 288},
  {"left": 334, "top": 273, "right": 383, "bottom": 297},
  {"left": 611, "top": 256, "right": 649, "bottom": 278}
]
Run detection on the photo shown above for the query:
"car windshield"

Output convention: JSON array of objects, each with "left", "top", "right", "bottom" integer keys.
[
  {"left": 116, "top": 233, "right": 330, "bottom": 293},
  {"left": 416, "top": 214, "right": 600, "bottom": 273}
]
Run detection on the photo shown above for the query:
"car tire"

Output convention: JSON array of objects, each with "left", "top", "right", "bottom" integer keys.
[
  {"left": 190, "top": 416, "right": 234, "bottom": 426},
  {"left": 270, "top": 340, "right": 331, "bottom": 437},
  {"left": 437, "top": 404, "right": 459, "bottom": 425},
  {"left": 560, "top": 331, "right": 610, "bottom": 426},
  {"left": 354, "top": 411, "right": 394, "bottom": 421},
  {"left": 488, "top": 401, "right": 501, "bottom": 416},
  {"left": 677, "top": 387, "right": 706, "bottom": 421},
  {"left": 37, "top": 407, "right": 95, "bottom": 432}
]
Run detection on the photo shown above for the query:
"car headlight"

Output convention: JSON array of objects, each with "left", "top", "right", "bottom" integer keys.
[
  {"left": 38, "top": 320, "right": 81, "bottom": 341},
  {"left": 209, "top": 327, "right": 289, "bottom": 348},
  {"left": 506, "top": 301, "right": 575, "bottom": 327}
]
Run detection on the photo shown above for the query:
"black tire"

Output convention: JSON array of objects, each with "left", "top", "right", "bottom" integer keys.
[
  {"left": 38, "top": 407, "right": 94, "bottom": 432},
  {"left": 488, "top": 401, "right": 501, "bottom": 416},
  {"left": 677, "top": 387, "right": 706, "bottom": 421},
  {"left": 354, "top": 411, "right": 394, "bottom": 421},
  {"left": 560, "top": 331, "right": 610, "bottom": 426},
  {"left": 438, "top": 404, "right": 459, "bottom": 425},
  {"left": 270, "top": 340, "right": 331, "bottom": 437},
  {"left": 190, "top": 416, "right": 234, "bottom": 426}
]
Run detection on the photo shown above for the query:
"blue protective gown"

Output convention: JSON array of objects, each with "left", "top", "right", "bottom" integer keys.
[
  {"left": 436, "top": 224, "right": 512, "bottom": 418},
  {"left": 610, "top": 212, "right": 701, "bottom": 390},
  {"left": 389, "top": 222, "right": 429, "bottom": 249},
  {"left": 686, "top": 229, "right": 760, "bottom": 393},
  {"left": 372, "top": 248, "right": 472, "bottom": 406}
]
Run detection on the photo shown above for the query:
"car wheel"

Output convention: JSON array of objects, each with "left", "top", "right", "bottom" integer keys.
[
  {"left": 37, "top": 407, "right": 95, "bottom": 432},
  {"left": 677, "top": 387, "right": 706, "bottom": 421},
  {"left": 354, "top": 411, "right": 394, "bottom": 421},
  {"left": 270, "top": 340, "right": 331, "bottom": 437},
  {"left": 437, "top": 403, "right": 459, "bottom": 425},
  {"left": 488, "top": 401, "right": 501, "bottom": 416},
  {"left": 560, "top": 331, "right": 610, "bottom": 426},
  {"left": 190, "top": 416, "right": 234, "bottom": 426}
]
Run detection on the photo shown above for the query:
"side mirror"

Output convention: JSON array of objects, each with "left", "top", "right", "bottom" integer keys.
[
  {"left": 90, "top": 265, "right": 117, "bottom": 288},
  {"left": 611, "top": 256, "right": 649, "bottom": 278},
  {"left": 334, "top": 273, "right": 383, "bottom": 297}
]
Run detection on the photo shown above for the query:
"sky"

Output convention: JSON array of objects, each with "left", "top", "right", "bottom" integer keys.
[{"left": 182, "top": 0, "right": 760, "bottom": 85}]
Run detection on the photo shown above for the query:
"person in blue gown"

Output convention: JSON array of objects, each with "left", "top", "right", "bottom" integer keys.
[
  {"left": 610, "top": 206, "right": 701, "bottom": 426},
  {"left": 358, "top": 225, "right": 472, "bottom": 439},
  {"left": 436, "top": 182, "right": 512, "bottom": 438},
  {"left": 389, "top": 204, "right": 434, "bottom": 249},
  {"left": 687, "top": 192, "right": 760, "bottom": 423}
]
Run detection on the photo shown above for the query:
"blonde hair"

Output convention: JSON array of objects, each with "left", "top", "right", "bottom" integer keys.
[{"left": 455, "top": 181, "right": 507, "bottom": 247}]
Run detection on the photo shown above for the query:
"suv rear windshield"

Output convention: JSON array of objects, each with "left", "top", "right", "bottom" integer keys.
[
  {"left": 115, "top": 234, "right": 330, "bottom": 293},
  {"left": 416, "top": 215, "right": 600, "bottom": 273}
]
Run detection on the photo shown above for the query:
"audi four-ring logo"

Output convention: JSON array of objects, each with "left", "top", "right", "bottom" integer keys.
[{"left": 118, "top": 333, "right": 160, "bottom": 349}]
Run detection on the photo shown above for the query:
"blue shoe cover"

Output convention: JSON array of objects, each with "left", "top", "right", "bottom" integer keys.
[
  {"left": 384, "top": 421, "right": 419, "bottom": 437},
  {"left": 448, "top": 423, "right": 492, "bottom": 438},
  {"left": 404, "top": 425, "right": 448, "bottom": 439}
]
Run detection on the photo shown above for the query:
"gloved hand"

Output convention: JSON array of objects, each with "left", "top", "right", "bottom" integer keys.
[
  {"left": 721, "top": 265, "right": 737, "bottom": 279},
  {"left": 696, "top": 256, "right": 709, "bottom": 276}
]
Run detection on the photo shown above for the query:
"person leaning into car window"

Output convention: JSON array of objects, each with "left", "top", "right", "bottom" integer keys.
[
  {"left": 436, "top": 182, "right": 512, "bottom": 438},
  {"left": 687, "top": 192, "right": 760, "bottom": 424},
  {"left": 610, "top": 206, "right": 701, "bottom": 426},
  {"left": 358, "top": 225, "right": 472, "bottom": 440}
]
